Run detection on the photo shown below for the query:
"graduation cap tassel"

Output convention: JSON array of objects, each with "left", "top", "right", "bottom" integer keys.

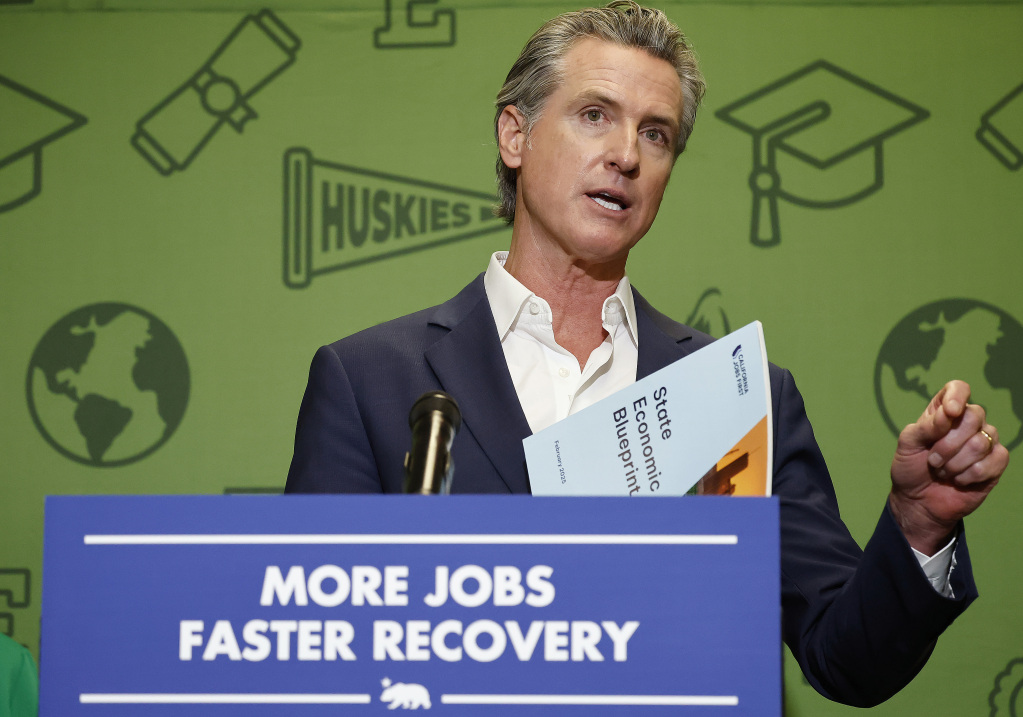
[
  {"left": 749, "top": 134, "right": 781, "bottom": 247},
  {"left": 746, "top": 104, "right": 830, "bottom": 248}
]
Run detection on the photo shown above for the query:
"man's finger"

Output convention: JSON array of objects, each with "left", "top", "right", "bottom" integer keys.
[
  {"left": 904, "top": 382, "right": 974, "bottom": 451},
  {"left": 927, "top": 404, "right": 988, "bottom": 469},
  {"left": 899, "top": 403, "right": 953, "bottom": 453},
  {"left": 937, "top": 380, "right": 971, "bottom": 420},
  {"left": 951, "top": 441, "right": 1009, "bottom": 488},
  {"left": 941, "top": 423, "right": 1001, "bottom": 477}
]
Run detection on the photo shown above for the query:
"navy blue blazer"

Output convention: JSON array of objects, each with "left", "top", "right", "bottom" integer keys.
[{"left": 286, "top": 274, "right": 977, "bottom": 707}]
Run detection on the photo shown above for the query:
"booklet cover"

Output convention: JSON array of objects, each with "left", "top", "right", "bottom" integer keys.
[{"left": 524, "top": 321, "right": 773, "bottom": 497}]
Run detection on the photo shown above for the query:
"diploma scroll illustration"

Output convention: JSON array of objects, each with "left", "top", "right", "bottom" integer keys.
[{"left": 131, "top": 10, "right": 301, "bottom": 176}]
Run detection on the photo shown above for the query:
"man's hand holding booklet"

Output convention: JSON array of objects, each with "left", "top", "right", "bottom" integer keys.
[{"left": 524, "top": 322, "right": 773, "bottom": 497}]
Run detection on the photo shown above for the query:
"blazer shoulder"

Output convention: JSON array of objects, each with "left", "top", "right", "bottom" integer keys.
[
  {"left": 632, "top": 287, "right": 715, "bottom": 349},
  {"left": 632, "top": 287, "right": 794, "bottom": 393},
  {"left": 324, "top": 274, "right": 488, "bottom": 362}
]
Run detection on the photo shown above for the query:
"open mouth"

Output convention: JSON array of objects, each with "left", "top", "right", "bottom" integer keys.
[{"left": 588, "top": 192, "right": 628, "bottom": 212}]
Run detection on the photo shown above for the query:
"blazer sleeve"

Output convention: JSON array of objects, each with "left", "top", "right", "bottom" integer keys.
[
  {"left": 285, "top": 344, "right": 384, "bottom": 494},
  {"left": 773, "top": 366, "right": 978, "bottom": 707}
]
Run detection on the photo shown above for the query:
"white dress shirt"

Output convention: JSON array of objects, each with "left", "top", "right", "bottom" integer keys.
[
  {"left": 483, "top": 251, "right": 638, "bottom": 434},
  {"left": 482, "top": 251, "right": 955, "bottom": 595}
]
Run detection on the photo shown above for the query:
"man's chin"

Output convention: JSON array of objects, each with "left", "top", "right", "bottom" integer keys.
[{"left": 565, "top": 236, "right": 637, "bottom": 270}]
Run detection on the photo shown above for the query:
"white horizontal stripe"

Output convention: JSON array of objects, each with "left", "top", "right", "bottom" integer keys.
[
  {"left": 441, "top": 694, "right": 738, "bottom": 706},
  {"left": 83, "top": 533, "right": 737, "bottom": 546},
  {"left": 79, "top": 693, "right": 370, "bottom": 704}
]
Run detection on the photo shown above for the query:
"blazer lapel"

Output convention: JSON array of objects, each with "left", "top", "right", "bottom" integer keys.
[
  {"left": 424, "top": 276, "right": 533, "bottom": 493},
  {"left": 634, "top": 289, "right": 698, "bottom": 378},
  {"left": 420, "top": 281, "right": 698, "bottom": 494}
]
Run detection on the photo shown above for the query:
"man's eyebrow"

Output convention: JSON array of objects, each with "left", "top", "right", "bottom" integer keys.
[{"left": 572, "top": 89, "right": 622, "bottom": 109}]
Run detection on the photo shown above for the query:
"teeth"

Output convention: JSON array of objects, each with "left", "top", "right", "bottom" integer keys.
[{"left": 591, "top": 195, "right": 624, "bottom": 211}]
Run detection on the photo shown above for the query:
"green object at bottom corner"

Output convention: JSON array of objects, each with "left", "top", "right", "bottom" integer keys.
[{"left": 0, "top": 634, "right": 37, "bottom": 717}]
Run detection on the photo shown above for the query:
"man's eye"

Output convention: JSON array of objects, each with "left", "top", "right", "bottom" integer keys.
[
  {"left": 586, "top": 110, "right": 602, "bottom": 122},
  {"left": 645, "top": 129, "right": 664, "bottom": 143}
]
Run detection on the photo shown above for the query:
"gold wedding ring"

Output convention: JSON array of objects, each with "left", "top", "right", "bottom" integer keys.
[{"left": 980, "top": 429, "right": 994, "bottom": 449}]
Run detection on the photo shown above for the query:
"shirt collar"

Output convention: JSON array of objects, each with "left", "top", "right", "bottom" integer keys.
[{"left": 483, "top": 251, "right": 639, "bottom": 347}]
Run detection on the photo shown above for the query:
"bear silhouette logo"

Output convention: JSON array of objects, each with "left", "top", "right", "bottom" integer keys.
[{"left": 380, "top": 677, "right": 431, "bottom": 710}]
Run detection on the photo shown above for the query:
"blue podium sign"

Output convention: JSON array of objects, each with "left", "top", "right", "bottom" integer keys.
[{"left": 42, "top": 495, "right": 780, "bottom": 715}]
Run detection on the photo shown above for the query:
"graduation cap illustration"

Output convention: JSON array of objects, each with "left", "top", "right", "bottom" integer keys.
[
  {"left": 716, "top": 60, "right": 929, "bottom": 247},
  {"left": 0, "top": 75, "right": 87, "bottom": 214},
  {"left": 977, "top": 81, "right": 1023, "bottom": 171}
]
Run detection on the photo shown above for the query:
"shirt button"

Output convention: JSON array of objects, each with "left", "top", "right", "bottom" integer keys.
[
  {"left": 529, "top": 302, "right": 540, "bottom": 315},
  {"left": 559, "top": 368, "right": 570, "bottom": 378}
]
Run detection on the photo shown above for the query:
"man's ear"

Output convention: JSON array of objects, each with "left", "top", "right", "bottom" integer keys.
[{"left": 497, "top": 105, "right": 527, "bottom": 169}]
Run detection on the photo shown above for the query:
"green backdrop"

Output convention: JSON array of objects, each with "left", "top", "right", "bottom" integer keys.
[{"left": 2, "top": 1, "right": 1021, "bottom": 713}]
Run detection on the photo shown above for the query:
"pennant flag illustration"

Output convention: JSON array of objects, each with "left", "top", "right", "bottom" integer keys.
[{"left": 283, "top": 148, "right": 509, "bottom": 288}]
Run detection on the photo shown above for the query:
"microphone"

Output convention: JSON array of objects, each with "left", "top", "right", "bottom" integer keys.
[{"left": 403, "top": 391, "right": 461, "bottom": 495}]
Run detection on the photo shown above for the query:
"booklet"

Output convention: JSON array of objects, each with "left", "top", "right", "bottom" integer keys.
[{"left": 524, "top": 321, "right": 773, "bottom": 497}]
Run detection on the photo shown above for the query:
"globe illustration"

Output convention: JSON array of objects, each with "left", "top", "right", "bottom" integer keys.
[
  {"left": 27, "top": 303, "right": 190, "bottom": 467},
  {"left": 875, "top": 299, "right": 1023, "bottom": 451}
]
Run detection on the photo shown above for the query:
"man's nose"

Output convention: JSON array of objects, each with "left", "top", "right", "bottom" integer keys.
[{"left": 605, "top": 126, "right": 639, "bottom": 174}]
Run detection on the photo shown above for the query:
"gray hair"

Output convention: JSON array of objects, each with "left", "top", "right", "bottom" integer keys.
[{"left": 493, "top": 0, "right": 706, "bottom": 223}]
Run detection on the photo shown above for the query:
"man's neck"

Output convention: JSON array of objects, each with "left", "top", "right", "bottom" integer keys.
[{"left": 503, "top": 244, "right": 626, "bottom": 369}]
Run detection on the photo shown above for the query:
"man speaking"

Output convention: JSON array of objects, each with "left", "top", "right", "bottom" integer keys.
[{"left": 286, "top": 1, "right": 1008, "bottom": 707}]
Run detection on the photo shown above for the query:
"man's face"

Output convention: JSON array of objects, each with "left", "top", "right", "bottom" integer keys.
[{"left": 500, "top": 37, "right": 684, "bottom": 269}]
